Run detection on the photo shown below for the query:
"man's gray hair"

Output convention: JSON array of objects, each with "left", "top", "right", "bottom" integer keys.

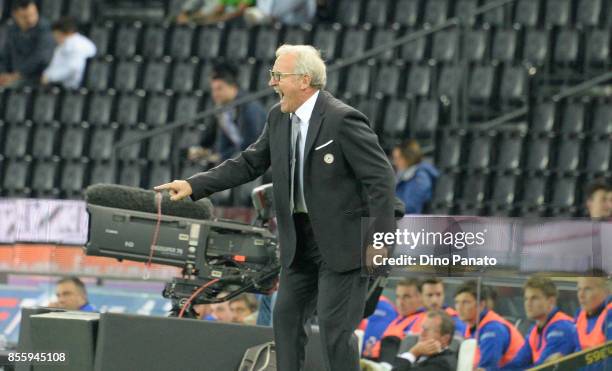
[{"left": 275, "top": 44, "right": 327, "bottom": 89}]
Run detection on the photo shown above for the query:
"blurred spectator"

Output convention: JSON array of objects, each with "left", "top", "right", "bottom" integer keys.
[
  {"left": 48, "top": 276, "right": 96, "bottom": 311},
  {"left": 0, "top": 0, "right": 54, "bottom": 87},
  {"left": 210, "top": 299, "right": 233, "bottom": 322},
  {"left": 176, "top": 0, "right": 253, "bottom": 25},
  {"left": 243, "top": 0, "right": 316, "bottom": 26},
  {"left": 575, "top": 276, "right": 611, "bottom": 350},
  {"left": 41, "top": 17, "right": 96, "bottom": 89},
  {"left": 454, "top": 281, "right": 524, "bottom": 370},
  {"left": 391, "top": 140, "right": 439, "bottom": 214},
  {"left": 363, "top": 278, "right": 423, "bottom": 359},
  {"left": 410, "top": 278, "right": 465, "bottom": 336},
  {"left": 359, "top": 295, "right": 397, "bottom": 357},
  {"left": 188, "top": 63, "right": 265, "bottom": 164},
  {"left": 503, "top": 277, "right": 579, "bottom": 369},
  {"left": 586, "top": 180, "right": 611, "bottom": 220},
  {"left": 256, "top": 292, "right": 277, "bottom": 326},
  {"left": 361, "top": 310, "right": 457, "bottom": 371},
  {"left": 192, "top": 303, "right": 215, "bottom": 320},
  {"left": 229, "top": 293, "right": 258, "bottom": 324}
]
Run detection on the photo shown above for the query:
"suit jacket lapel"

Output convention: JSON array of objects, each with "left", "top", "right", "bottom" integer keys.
[
  {"left": 304, "top": 91, "right": 327, "bottom": 159},
  {"left": 278, "top": 111, "right": 292, "bottom": 180}
]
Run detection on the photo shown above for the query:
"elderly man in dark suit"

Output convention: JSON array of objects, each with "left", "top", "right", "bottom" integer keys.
[{"left": 156, "top": 44, "right": 396, "bottom": 371}]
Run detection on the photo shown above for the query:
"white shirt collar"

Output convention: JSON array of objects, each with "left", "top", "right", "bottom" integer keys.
[{"left": 292, "top": 90, "right": 320, "bottom": 123}]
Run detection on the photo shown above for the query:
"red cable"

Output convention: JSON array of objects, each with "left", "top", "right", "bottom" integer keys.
[
  {"left": 146, "top": 192, "right": 163, "bottom": 270},
  {"left": 178, "top": 278, "right": 220, "bottom": 318}
]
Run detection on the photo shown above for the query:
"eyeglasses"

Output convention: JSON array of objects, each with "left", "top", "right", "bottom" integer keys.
[{"left": 269, "top": 70, "right": 303, "bottom": 82}]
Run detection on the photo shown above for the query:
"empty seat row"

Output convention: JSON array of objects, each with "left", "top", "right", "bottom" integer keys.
[
  {"left": 334, "top": 0, "right": 610, "bottom": 28},
  {"left": 0, "top": 89, "right": 214, "bottom": 127},
  {"left": 1, "top": 159, "right": 174, "bottom": 198},
  {"left": 430, "top": 171, "right": 593, "bottom": 217},
  {"left": 87, "top": 22, "right": 611, "bottom": 71},
  {"left": 0, "top": 120, "right": 210, "bottom": 162},
  {"left": 435, "top": 129, "right": 611, "bottom": 175}
]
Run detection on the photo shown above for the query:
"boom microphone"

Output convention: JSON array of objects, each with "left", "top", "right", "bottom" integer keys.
[{"left": 85, "top": 184, "right": 213, "bottom": 220}]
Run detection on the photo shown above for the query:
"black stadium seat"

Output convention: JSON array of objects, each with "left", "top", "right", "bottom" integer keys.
[
  {"left": 114, "top": 59, "right": 141, "bottom": 92},
  {"left": 432, "top": 173, "right": 456, "bottom": 206},
  {"left": 117, "top": 128, "right": 145, "bottom": 160},
  {"left": 60, "top": 161, "right": 86, "bottom": 198},
  {"left": 40, "top": 0, "right": 64, "bottom": 22},
  {"left": 467, "top": 133, "right": 493, "bottom": 170},
  {"left": 225, "top": 28, "right": 250, "bottom": 60},
  {"left": 577, "top": 0, "right": 602, "bottom": 27},
  {"left": 171, "top": 59, "right": 198, "bottom": 93},
  {"left": 394, "top": 0, "right": 420, "bottom": 27},
  {"left": 514, "top": 0, "right": 540, "bottom": 27},
  {"left": 89, "top": 127, "right": 116, "bottom": 160},
  {"left": 147, "top": 134, "right": 172, "bottom": 161},
  {"left": 148, "top": 163, "right": 171, "bottom": 189},
  {"left": 32, "top": 92, "right": 58, "bottom": 124},
  {"left": 86, "top": 57, "right": 113, "bottom": 91},
  {"left": 373, "top": 63, "right": 402, "bottom": 97},
  {"left": 344, "top": 64, "right": 371, "bottom": 98},
  {"left": 371, "top": 28, "right": 397, "bottom": 61},
  {"left": 3, "top": 159, "right": 31, "bottom": 197},
  {"left": 423, "top": 0, "right": 448, "bottom": 27},
  {"left": 491, "top": 29, "right": 518, "bottom": 64},
  {"left": 586, "top": 139, "right": 610, "bottom": 174},
  {"left": 525, "top": 136, "right": 552, "bottom": 172},
  {"left": 116, "top": 94, "right": 143, "bottom": 127},
  {"left": 585, "top": 29, "right": 610, "bottom": 69},
  {"left": 4, "top": 90, "right": 30, "bottom": 124},
  {"left": 60, "top": 125, "right": 87, "bottom": 159},
  {"left": 142, "top": 25, "right": 166, "bottom": 59},
  {"left": 197, "top": 26, "right": 224, "bottom": 59},
  {"left": 560, "top": 103, "right": 585, "bottom": 136},
  {"left": 313, "top": 24, "right": 339, "bottom": 61},
  {"left": 254, "top": 26, "right": 280, "bottom": 60},
  {"left": 522, "top": 29, "right": 549, "bottom": 68},
  {"left": 462, "top": 30, "right": 488, "bottom": 63},
  {"left": 144, "top": 95, "right": 171, "bottom": 126},
  {"left": 337, "top": 0, "right": 361, "bottom": 26},
  {"left": 436, "top": 130, "right": 463, "bottom": 169},
  {"left": 31, "top": 160, "right": 59, "bottom": 197},
  {"left": 119, "top": 162, "right": 143, "bottom": 188},
  {"left": 4, "top": 123, "right": 31, "bottom": 158},
  {"left": 87, "top": 23, "right": 112, "bottom": 56},
  {"left": 406, "top": 64, "right": 432, "bottom": 98},
  {"left": 496, "top": 134, "right": 523, "bottom": 172},
  {"left": 454, "top": 0, "right": 478, "bottom": 26},
  {"left": 432, "top": 29, "right": 459, "bottom": 63},
  {"left": 411, "top": 99, "right": 439, "bottom": 139},
  {"left": 545, "top": 0, "right": 571, "bottom": 27},
  {"left": 86, "top": 93, "right": 114, "bottom": 126},
  {"left": 60, "top": 91, "right": 87, "bottom": 125},
  {"left": 32, "top": 124, "right": 58, "bottom": 159},
  {"left": 90, "top": 162, "right": 116, "bottom": 185},
  {"left": 364, "top": 0, "right": 389, "bottom": 26},
  {"left": 115, "top": 25, "right": 140, "bottom": 58},
  {"left": 555, "top": 138, "right": 582, "bottom": 173},
  {"left": 169, "top": 26, "right": 195, "bottom": 60},
  {"left": 490, "top": 173, "right": 517, "bottom": 208},
  {"left": 341, "top": 28, "right": 367, "bottom": 60},
  {"left": 142, "top": 59, "right": 170, "bottom": 92}
]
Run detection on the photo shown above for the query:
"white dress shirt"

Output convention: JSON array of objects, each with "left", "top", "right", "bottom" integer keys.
[
  {"left": 291, "top": 89, "right": 320, "bottom": 213},
  {"left": 43, "top": 33, "right": 97, "bottom": 89}
]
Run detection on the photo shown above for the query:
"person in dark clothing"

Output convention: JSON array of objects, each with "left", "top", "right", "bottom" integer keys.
[
  {"left": 391, "top": 140, "right": 439, "bottom": 215},
  {"left": 188, "top": 63, "right": 266, "bottom": 163},
  {"left": 0, "top": 0, "right": 55, "bottom": 87},
  {"left": 362, "top": 310, "right": 457, "bottom": 371}
]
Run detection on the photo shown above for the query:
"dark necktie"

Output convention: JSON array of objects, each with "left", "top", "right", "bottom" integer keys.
[{"left": 290, "top": 114, "right": 301, "bottom": 213}]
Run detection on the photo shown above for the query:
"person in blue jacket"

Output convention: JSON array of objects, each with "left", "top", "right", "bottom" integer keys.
[
  {"left": 49, "top": 276, "right": 96, "bottom": 311},
  {"left": 502, "top": 277, "right": 580, "bottom": 370},
  {"left": 391, "top": 139, "right": 439, "bottom": 215}
]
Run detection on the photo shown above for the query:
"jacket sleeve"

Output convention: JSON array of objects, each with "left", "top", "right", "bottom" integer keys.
[
  {"left": 478, "top": 322, "right": 511, "bottom": 370},
  {"left": 18, "top": 25, "right": 55, "bottom": 77},
  {"left": 401, "top": 169, "right": 434, "bottom": 214},
  {"left": 338, "top": 110, "right": 396, "bottom": 243},
  {"left": 186, "top": 118, "right": 271, "bottom": 200}
]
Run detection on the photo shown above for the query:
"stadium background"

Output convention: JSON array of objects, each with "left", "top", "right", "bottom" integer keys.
[{"left": 0, "top": 0, "right": 609, "bottom": 359}]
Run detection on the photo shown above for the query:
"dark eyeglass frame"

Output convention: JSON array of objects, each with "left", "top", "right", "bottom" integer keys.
[{"left": 269, "top": 70, "right": 304, "bottom": 81}]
